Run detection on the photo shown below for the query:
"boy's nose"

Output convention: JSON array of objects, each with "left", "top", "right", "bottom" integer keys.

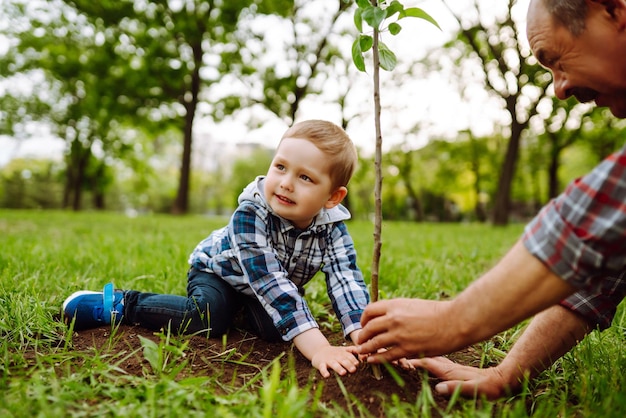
[{"left": 280, "top": 177, "right": 294, "bottom": 191}]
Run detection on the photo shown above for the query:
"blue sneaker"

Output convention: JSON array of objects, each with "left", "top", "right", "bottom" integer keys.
[{"left": 63, "top": 283, "right": 125, "bottom": 330}]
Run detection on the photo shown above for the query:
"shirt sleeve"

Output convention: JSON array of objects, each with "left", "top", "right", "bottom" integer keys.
[
  {"left": 523, "top": 146, "right": 626, "bottom": 287},
  {"left": 322, "top": 222, "right": 370, "bottom": 339},
  {"left": 229, "top": 203, "right": 318, "bottom": 341},
  {"left": 559, "top": 270, "right": 626, "bottom": 330},
  {"left": 523, "top": 146, "right": 626, "bottom": 325}
]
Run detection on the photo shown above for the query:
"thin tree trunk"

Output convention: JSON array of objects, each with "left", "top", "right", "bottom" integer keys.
[
  {"left": 92, "top": 162, "right": 106, "bottom": 210},
  {"left": 492, "top": 114, "right": 523, "bottom": 225},
  {"left": 65, "top": 143, "right": 90, "bottom": 211},
  {"left": 370, "top": 20, "right": 382, "bottom": 304},
  {"left": 547, "top": 133, "right": 560, "bottom": 199},
  {"left": 369, "top": 0, "right": 383, "bottom": 382},
  {"left": 71, "top": 152, "right": 89, "bottom": 211},
  {"left": 172, "top": 40, "right": 202, "bottom": 215},
  {"left": 470, "top": 135, "right": 487, "bottom": 222},
  {"left": 172, "top": 111, "right": 194, "bottom": 215},
  {"left": 400, "top": 152, "right": 423, "bottom": 222}
]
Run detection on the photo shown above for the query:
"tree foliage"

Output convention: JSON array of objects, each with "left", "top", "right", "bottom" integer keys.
[
  {"left": 441, "top": 0, "right": 552, "bottom": 225},
  {"left": 2, "top": 0, "right": 622, "bottom": 228},
  {"left": 216, "top": 0, "right": 353, "bottom": 125},
  {"left": 0, "top": 0, "right": 262, "bottom": 213},
  {"left": 1, "top": 0, "right": 137, "bottom": 209}
]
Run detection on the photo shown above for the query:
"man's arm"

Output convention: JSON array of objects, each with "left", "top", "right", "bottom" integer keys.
[
  {"left": 357, "top": 240, "right": 578, "bottom": 361},
  {"left": 411, "top": 304, "right": 593, "bottom": 399}
]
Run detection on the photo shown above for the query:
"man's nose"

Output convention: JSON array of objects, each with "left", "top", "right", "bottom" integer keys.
[{"left": 552, "top": 71, "right": 572, "bottom": 100}]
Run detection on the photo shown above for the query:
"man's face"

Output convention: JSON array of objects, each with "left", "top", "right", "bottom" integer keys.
[{"left": 526, "top": 0, "right": 626, "bottom": 117}]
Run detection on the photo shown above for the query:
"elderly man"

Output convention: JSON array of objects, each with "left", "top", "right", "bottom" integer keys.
[{"left": 356, "top": 0, "right": 626, "bottom": 399}]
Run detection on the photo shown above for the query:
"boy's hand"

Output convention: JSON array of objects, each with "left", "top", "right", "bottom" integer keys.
[
  {"left": 293, "top": 328, "right": 362, "bottom": 378},
  {"left": 311, "top": 345, "right": 360, "bottom": 378}
]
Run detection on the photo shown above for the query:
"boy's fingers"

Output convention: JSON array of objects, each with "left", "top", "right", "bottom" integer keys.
[
  {"left": 397, "top": 358, "right": 415, "bottom": 370},
  {"left": 364, "top": 346, "right": 407, "bottom": 364},
  {"left": 341, "top": 358, "right": 358, "bottom": 373},
  {"left": 343, "top": 345, "right": 359, "bottom": 354}
]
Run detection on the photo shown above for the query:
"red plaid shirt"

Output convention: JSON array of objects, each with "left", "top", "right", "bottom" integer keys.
[{"left": 523, "top": 145, "right": 626, "bottom": 329}]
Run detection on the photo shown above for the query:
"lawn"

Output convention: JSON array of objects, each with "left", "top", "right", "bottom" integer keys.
[{"left": 1, "top": 210, "right": 625, "bottom": 417}]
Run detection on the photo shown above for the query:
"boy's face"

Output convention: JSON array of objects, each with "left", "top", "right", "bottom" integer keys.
[{"left": 264, "top": 137, "right": 344, "bottom": 229}]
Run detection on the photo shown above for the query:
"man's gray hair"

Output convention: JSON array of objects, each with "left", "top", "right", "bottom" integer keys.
[{"left": 543, "top": 0, "right": 588, "bottom": 36}]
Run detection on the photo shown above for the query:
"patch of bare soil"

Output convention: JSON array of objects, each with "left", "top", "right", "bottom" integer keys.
[{"left": 68, "top": 325, "right": 482, "bottom": 416}]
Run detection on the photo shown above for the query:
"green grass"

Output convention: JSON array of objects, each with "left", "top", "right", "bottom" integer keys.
[{"left": 1, "top": 209, "right": 625, "bottom": 417}]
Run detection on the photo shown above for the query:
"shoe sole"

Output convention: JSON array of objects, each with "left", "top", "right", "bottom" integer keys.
[{"left": 62, "top": 290, "right": 101, "bottom": 310}]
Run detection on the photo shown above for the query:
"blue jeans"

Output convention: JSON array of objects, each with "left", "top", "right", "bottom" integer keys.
[{"left": 122, "top": 268, "right": 282, "bottom": 342}]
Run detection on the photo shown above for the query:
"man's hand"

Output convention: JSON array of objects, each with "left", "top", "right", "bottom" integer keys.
[
  {"left": 356, "top": 298, "right": 456, "bottom": 362},
  {"left": 409, "top": 357, "right": 512, "bottom": 400}
]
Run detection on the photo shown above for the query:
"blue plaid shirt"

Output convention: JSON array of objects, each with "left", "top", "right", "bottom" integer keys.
[{"left": 189, "top": 177, "right": 370, "bottom": 341}]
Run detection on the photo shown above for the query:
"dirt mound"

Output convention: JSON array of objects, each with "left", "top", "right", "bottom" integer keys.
[{"left": 69, "top": 325, "right": 469, "bottom": 416}]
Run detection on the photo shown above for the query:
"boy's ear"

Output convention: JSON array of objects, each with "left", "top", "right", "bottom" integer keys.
[{"left": 325, "top": 186, "right": 348, "bottom": 209}]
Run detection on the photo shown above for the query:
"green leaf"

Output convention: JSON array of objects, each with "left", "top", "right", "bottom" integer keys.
[
  {"left": 351, "top": 39, "right": 366, "bottom": 72},
  {"left": 354, "top": 8, "right": 363, "bottom": 33},
  {"left": 359, "top": 34, "right": 373, "bottom": 53},
  {"left": 362, "top": 6, "right": 387, "bottom": 30},
  {"left": 139, "top": 335, "right": 160, "bottom": 372},
  {"left": 389, "top": 22, "right": 402, "bottom": 36},
  {"left": 378, "top": 42, "right": 397, "bottom": 71},
  {"left": 355, "top": 0, "right": 371, "bottom": 8},
  {"left": 386, "top": 1, "right": 404, "bottom": 18},
  {"left": 400, "top": 7, "right": 441, "bottom": 30}
]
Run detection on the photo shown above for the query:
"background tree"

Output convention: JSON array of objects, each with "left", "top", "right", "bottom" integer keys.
[
  {"left": 215, "top": 0, "right": 356, "bottom": 127},
  {"left": 0, "top": 158, "right": 63, "bottom": 209},
  {"left": 349, "top": 152, "right": 377, "bottom": 220},
  {"left": 67, "top": 0, "right": 260, "bottom": 214},
  {"left": 387, "top": 145, "right": 423, "bottom": 222},
  {"left": 441, "top": 0, "right": 551, "bottom": 225},
  {"left": 229, "top": 148, "right": 274, "bottom": 207},
  {"left": 535, "top": 96, "right": 593, "bottom": 199},
  {"left": 0, "top": 0, "right": 264, "bottom": 213},
  {"left": 582, "top": 110, "right": 626, "bottom": 163},
  {"left": 0, "top": 0, "right": 140, "bottom": 210},
  {"left": 464, "top": 131, "right": 491, "bottom": 222}
]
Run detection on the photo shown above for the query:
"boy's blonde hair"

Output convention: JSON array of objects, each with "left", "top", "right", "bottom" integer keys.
[{"left": 281, "top": 120, "right": 358, "bottom": 189}]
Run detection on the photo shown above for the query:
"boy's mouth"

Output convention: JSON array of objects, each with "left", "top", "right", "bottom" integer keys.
[{"left": 276, "top": 194, "right": 295, "bottom": 205}]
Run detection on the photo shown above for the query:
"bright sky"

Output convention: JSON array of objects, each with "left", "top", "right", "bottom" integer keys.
[{"left": 0, "top": 0, "right": 533, "bottom": 166}]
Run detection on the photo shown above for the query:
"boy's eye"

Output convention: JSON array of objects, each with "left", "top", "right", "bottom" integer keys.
[
  {"left": 300, "top": 174, "right": 312, "bottom": 182},
  {"left": 276, "top": 164, "right": 285, "bottom": 171}
]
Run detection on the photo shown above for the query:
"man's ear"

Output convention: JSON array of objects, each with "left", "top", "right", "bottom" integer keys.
[
  {"left": 325, "top": 186, "right": 348, "bottom": 209},
  {"left": 612, "top": 0, "right": 626, "bottom": 27},
  {"left": 590, "top": 0, "right": 626, "bottom": 23}
]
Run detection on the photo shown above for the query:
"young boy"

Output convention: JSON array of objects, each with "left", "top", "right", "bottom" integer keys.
[{"left": 63, "top": 120, "right": 370, "bottom": 378}]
